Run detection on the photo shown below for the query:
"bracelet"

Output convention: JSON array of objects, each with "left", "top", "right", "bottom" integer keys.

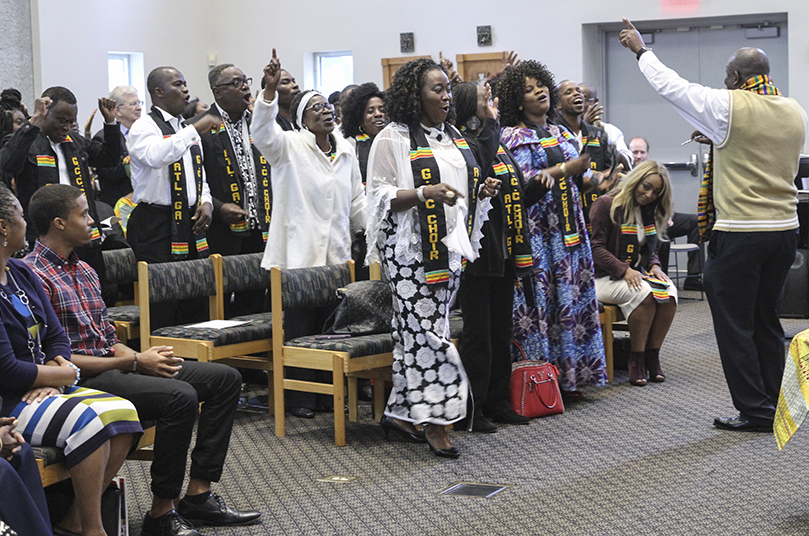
[
  {"left": 560, "top": 163, "right": 567, "bottom": 176},
  {"left": 416, "top": 186, "right": 427, "bottom": 203},
  {"left": 65, "top": 361, "right": 81, "bottom": 387},
  {"left": 133, "top": 352, "right": 138, "bottom": 372}
]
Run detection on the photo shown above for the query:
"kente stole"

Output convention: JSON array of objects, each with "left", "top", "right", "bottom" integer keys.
[
  {"left": 697, "top": 75, "right": 782, "bottom": 241},
  {"left": 409, "top": 123, "right": 481, "bottom": 284},
  {"left": 35, "top": 135, "right": 102, "bottom": 246},
  {"left": 492, "top": 144, "right": 533, "bottom": 276},
  {"left": 618, "top": 204, "right": 670, "bottom": 303},
  {"left": 523, "top": 121, "right": 581, "bottom": 250},
  {"left": 148, "top": 107, "right": 208, "bottom": 259},
  {"left": 213, "top": 120, "right": 272, "bottom": 241},
  {"left": 355, "top": 133, "right": 372, "bottom": 184}
]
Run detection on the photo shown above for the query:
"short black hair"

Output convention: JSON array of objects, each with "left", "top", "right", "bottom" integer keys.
[
  {"left": 452, "top": 82, "right": 479, "bottom": 128},
  {"left": 340, "top": 82, "right": 385, "bottom": 138},
  {"left": 208, "top": 63, "right": 235, "bottom": 90},
  {"left": 147, "top": 66, "right": 178, "bottom": 99},
  {"left": 328, "top": 91, "right": 341, "bottom": 106},
  {"left": 289, "top": 90, "right": 318, "bottom": 130},
  {"left": 495, "top": 60, "right": 558, "bottom": 128},
  {"left": 0, "top": 182, "right": 17, "bottom": 222},
  {"left": 384, "top": 58, "right": 454, "bottom": 126},
  {"left": 41, "top": 86, "right": 77, "bottom": 107},
  {"left": 29, "top": 184, "right": 83, "bottom": 236}
]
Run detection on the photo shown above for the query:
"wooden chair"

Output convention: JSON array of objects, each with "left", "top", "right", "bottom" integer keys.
[
  {"left": 36, "top": 426, "right": 156, "bottom": 488},
  {"left": 270, "top": 261, "right": 393, "bottom": 446},
  {"left": 211, "top": 253, "right": 274, "bottom": 412},
  {"left": 103, "top": 248, "right": 139, "bottom": 345},
  {"left": 137, "top": 255, "right": 273, "bottom": 366}
]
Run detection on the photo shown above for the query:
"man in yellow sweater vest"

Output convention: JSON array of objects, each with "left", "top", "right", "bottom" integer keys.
[{"left": 620, "top": 18, "right": 808, "bottom": 432}]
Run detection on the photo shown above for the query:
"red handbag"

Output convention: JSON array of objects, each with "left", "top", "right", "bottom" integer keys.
[{"left": 510, "top": 343, "right": 564, "bottom": 418}]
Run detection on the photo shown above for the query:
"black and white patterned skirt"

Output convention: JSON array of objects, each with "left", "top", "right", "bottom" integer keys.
[{"left": 380, "top": 222, "right": 469, "bottom": 425}]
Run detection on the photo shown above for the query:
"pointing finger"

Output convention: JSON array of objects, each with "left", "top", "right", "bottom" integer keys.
[
  {"left": 622, "top": 17, "right": 636, "bottom": 31},
  {"left": 272, "top": 47, "right": 277, "bottom": 60}
]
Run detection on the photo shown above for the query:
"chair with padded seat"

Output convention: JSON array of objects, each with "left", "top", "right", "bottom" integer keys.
[
  {"left": 211, "top": 253, "right": 274, "bottom": 412},
  {"left": 270, "top": 261, "right": 394, "bottom": 446},
  {"left": 103, "top": 248, "right": 140, "bottom": 345},
  {"left": 137, "top": 255, "right": 273, "bottom": 368}
]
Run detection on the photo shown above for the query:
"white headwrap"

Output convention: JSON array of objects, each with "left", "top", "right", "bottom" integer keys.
[{"left": 296, "top": 91, "right": 321, "bottom": 130}]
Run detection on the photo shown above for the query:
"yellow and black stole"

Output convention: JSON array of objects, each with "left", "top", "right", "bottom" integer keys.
[
  {"left": 524, "top": 121, "right": 582, "bottom": 251},
  {"left": 492, "top": 145, "right": 533, "bottom": 276},
  {"left": 35, "top": 135, "right": 102, "bottom": 246},
  {"left": 212, "top": 121, "right": 272, "bottom": 242},
  {"left": 149, "top": 108, "right": 208, "bottom": 259},
  {"left": 409, "top": 123, "right": 481, "bottom": 284},
  {"left": 618, "top": 205, "right": 670, "bottom": 303}
]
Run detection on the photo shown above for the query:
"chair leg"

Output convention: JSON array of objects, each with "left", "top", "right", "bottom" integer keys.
[
  {"left": 266, "top": 354, "right": 275, "bottom": 414},
  {"left": 602, "top": 308, "right": 614, "bottom": 384},
  {"left": 273, "top": 357, "right": 285, "bottom": 438},
  {"left": 333, "top": 355, "right": 346, "bottom": 447},
  {"left": 347, "top": 377, "right": 359, "bottom": 423},
  {"left": 373, "top": 379, "right": 386, "bottom": 421}
]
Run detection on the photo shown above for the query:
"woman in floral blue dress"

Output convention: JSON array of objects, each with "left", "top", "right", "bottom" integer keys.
[{"left": 496, "top": 61, "right": 607, "bottom": 394}]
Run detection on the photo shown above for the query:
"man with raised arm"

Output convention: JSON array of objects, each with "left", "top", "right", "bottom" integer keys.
[{"left": 619, "top": 18, "right": 808, "bottom": 432}]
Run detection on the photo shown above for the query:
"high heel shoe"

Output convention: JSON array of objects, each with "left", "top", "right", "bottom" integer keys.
[
  {"left": 428, "top": 441, "right": 460, "bottom": 459},
  {"left": 380, "top": 416, "right": 427, "bottom": 443},
  {"left": 645, "top": 348, "right": 665, "bottom": 382},
  {"left": 628, "top": 351, "right": 647, "bottom": 386}
]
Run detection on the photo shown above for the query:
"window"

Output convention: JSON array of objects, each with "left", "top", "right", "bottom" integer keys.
[
  {"left": 108, "top": 52, "right": 145, "bottom": 101},
  {"left": 314, "top": 52, "right": 353, "bottom": 97}
]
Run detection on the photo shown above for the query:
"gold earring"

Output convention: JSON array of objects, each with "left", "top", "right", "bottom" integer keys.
[{"left": 519, "top": 105, "right": 523, "bottom": 111}]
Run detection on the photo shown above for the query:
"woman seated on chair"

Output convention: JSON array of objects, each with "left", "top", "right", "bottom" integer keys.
[
  {"left": 589, "top": 160, "right": 677, "bottom": 386},
  {"left": 0, "top": 184, "right": 142, "bottom": 536}
]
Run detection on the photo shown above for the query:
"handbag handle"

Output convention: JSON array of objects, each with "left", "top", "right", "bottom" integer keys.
[
  {"left": 529, "top": 373, "right": 559, "bottom": 409},
  {"left": 511, "top": 340, "right": 528, "bottom": 361}
]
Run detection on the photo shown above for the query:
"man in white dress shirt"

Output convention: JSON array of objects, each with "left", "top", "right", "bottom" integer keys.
[
  {"left": 620, "top": 17, "right": 808, "bottom": 432},
  {"left": 127, "top": 67, "right": 219, "bottom": 328}
]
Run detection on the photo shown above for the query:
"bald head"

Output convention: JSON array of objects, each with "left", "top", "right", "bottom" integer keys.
[{"left": 724, "top": 48, "right": 770, "bottom": 90}]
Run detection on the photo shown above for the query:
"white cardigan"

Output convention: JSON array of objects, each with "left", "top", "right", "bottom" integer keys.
[{"left": 251, "top": 95, "right": 366, "bottom": 269}]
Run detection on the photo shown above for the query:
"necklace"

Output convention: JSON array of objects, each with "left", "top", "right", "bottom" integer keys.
[{"left": 0, "top": 266, "right": 45, "bottom": 364}]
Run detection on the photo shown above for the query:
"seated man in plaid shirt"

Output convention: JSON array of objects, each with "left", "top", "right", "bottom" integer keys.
[{"left": 23, "top": 184, "right": 260, "bottom": 536}]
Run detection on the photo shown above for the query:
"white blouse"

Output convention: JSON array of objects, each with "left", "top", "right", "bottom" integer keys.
[{"left": 365, "top": 122, "right": 491, "bottom": 270}]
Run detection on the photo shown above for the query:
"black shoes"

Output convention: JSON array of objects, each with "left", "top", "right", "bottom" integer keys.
[
  {"left": 140, "top": 510, "right": 200, "bottom": 536},
  {"left": 683, "top": 277, "right": 703, "bottom": 291},
  {"left": 380, "top": 416, "right": 427, "bottom": 443},
  {"left": 428, "top": 441, "right": 461, "bottom": 459},
  {"left": 289, "top": 406, "right": 315, "bottom": 418},
  {"left": 177, "top": 493, "right": 261, "bottom": 527},
  {"left": 487, "top": 407, "right": 530, "bottom": 425},
  {"left": 713, "top": 415, "right": 774, "bottom": 433}
]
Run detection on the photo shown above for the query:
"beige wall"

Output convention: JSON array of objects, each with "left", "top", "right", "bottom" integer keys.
[{"left": 27, "top": 0, "right": 809, "bottom": 148}]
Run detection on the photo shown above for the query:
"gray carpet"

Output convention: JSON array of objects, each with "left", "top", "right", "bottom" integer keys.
[{"left": 119, "top": 294, "right": 809, "bottom": 535}]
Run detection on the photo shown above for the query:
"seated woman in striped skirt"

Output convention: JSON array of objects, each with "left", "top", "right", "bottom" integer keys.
[
  {"left": 589, "top": 161, "right": 678, "bottom": 387},
  {"left": 0, "top": 183, "right": 141, "bottom": 536}
]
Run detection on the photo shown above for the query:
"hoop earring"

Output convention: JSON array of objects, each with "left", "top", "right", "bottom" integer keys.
[{"left": 358, "top": 125, "right": 365, "bottom": 133}]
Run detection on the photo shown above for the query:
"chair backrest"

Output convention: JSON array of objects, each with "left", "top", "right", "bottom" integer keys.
[
  {"left": 280, "top": 263, "right": 353, "bottom": 311},
  {"left": 102, "top": 248, "right": 137, "bottom": 285},
  {"left": 145, "top": 257, "right": 217, "bottom": 303},
  {"left": 221, "top": 253, "right": 270, "bottom": 294}
]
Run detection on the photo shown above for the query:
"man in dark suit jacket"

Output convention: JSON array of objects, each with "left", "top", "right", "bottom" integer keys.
[
  {"left": 92, "top": 85, "right": 142, "bottom": 206},
  {"left": 191, "top": 64, "right": 272, "bottom": 316},
  {"left": 0, "top": 86, "right": 121, "bottom": 280}
]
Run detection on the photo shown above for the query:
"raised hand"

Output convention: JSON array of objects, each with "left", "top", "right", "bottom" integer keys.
[
  {"left": 504, "top": 50, "right": 520, "bottom": 68},
  {"left": 439, "top": 51, "right": 461, "bottom": 84},
  {"left": 29, "top": 96, "right": 52, "bottom": 129},
  {"left": 619, "top": 18, "right": 645, "bottom": 54},
  {"left": 583, "top": 103, "right": 603, "bottom": 126},
  {"left": 192, "top": 114, "right": 219, "bottom": 135},
  {"left": 262, "top": 48, "right": 282, "bottom": 101}
]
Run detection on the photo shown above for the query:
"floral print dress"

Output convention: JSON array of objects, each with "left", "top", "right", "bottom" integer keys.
[{"left": 501, "top": 124, "right": 606, "bottom": 390}]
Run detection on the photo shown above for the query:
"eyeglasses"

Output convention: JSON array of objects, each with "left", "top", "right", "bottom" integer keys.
[
  {"left": 214, "top": 77, "right": 252, "bottom": 90},
  {"left": 119, "top": 100, "right": 143, "bottom": 108},
  {"left": 305, "top": 102, "right": 334, "bottom": 114}
]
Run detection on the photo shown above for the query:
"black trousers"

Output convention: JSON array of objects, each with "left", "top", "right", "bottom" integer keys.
[
  {"left": 703, "top": 230, "right": 797, "bottom": 422},
  {"left": 81, "top": 360, "right": 242, "bottom": 499},
  {"left": 0, "top": 443, "right": 51, "bottom": 536},
  {"left": 657, "top": 212, "right": 703, "bottom": 276},
  {"left": 128, "top": 203, "right": 208, "bottom": 330},
  {"left": 458, "top": 268, "right": 516, "bottom": 414}
]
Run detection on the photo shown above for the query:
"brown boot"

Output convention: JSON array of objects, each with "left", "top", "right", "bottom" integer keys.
[
  {"left": 628, "top": 351, "right": 647, "bottom": 386},
  {"left": 645, "top": 348, "right": 665, "bottom": 382}
]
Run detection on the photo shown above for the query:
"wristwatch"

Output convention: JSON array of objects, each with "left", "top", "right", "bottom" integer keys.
[{"left": 636, "top": 47, "right": 652, "bottom": 60}]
